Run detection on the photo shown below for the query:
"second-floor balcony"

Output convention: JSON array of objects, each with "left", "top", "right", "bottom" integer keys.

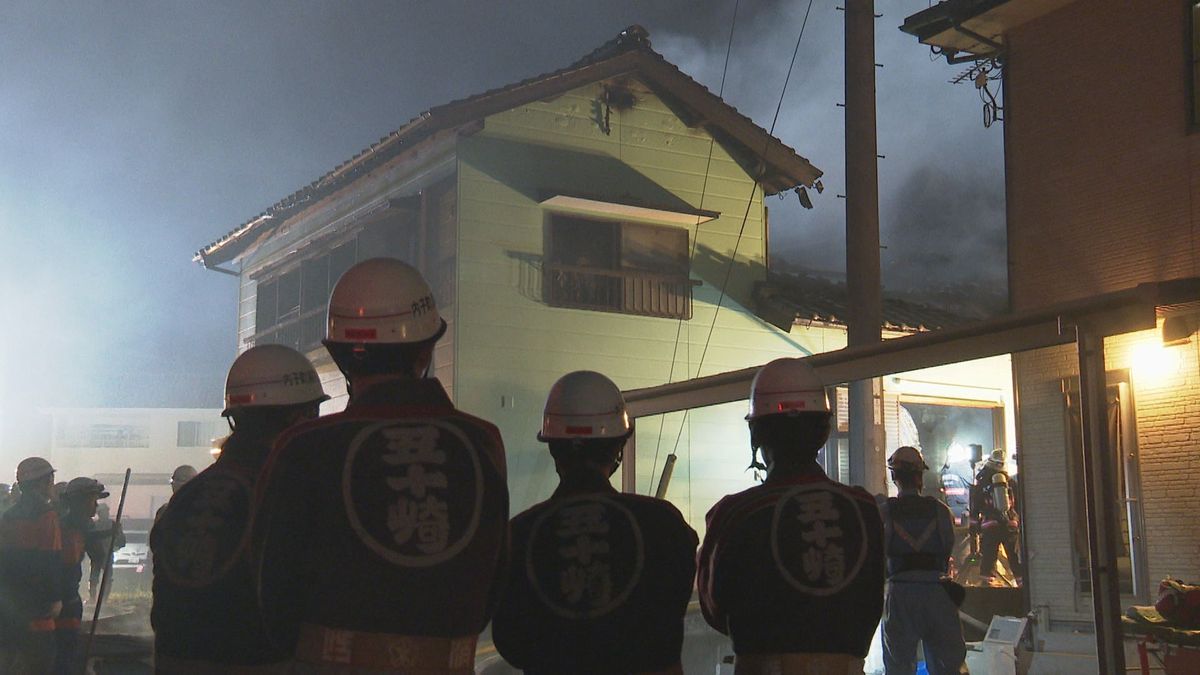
[{"left": 544, "top": 263, "right": 697, "bottom": 320}]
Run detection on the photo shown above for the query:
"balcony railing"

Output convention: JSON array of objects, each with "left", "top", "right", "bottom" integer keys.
[{"left": 544, "top": 263, "right": 696, "bottom": 320}]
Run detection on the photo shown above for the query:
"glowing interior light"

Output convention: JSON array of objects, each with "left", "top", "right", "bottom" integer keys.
[{"left": 946, "top": 442, "right": 970, "bottom": 464}]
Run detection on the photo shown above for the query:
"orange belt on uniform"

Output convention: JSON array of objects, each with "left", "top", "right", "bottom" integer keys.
[
  {"left": 734, "top": 652, "right": 865, "bottom": 675},
  {"left": 153, "top": 654, "right": 289, "bottom": 674},
  {"left": 295, "top": 623, "right": 477, "bottom": 673},
  {"left": 29, "top": 617, "right": 56, "bottom": 632}
]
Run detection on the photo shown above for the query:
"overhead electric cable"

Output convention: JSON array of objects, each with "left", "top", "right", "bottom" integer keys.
[
  {"left": 647, "top": 0, "right": 742, "bottom": 493},
  {"left": 663, "top": 0, "right": 817, "bottom": 466}
]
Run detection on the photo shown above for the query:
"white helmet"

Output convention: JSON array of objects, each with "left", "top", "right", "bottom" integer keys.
[
  {"left": 746, "top": 358, "right": 829, "bottom": 421},
  {"left": 326, "top": 258, "right": 445, "bottom": 345},
  {"left": 223, "top": 344, "right": 330, "bottom": 416},
  {"left": 888, "top": 446, "right": 929, "bottom": 471},
  {"left": 539, "top": 371, "right": 632, "bottom": 441},
  {"left": 985, "top": 448, "right": 1006, "bottom": 470},
  {"left": 15, "top": 457, "right": 55, "bottom": 483}
]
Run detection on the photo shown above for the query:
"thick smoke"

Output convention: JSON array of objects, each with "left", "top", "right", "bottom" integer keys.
[
  {"left": 655, "top": 0, "right": 1007, "bottom": 306},
  {"left": 0, "top": 0, "right": 1006, "bottom": 468}
]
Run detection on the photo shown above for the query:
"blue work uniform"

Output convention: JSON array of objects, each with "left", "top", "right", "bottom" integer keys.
[{"left": 880, "top": 489, "right": 967, "bottom": 675}]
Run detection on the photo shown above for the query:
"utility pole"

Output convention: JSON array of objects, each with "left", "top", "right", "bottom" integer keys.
[{"left": 845, "top": 0, "right": 884, "bottom": 492}]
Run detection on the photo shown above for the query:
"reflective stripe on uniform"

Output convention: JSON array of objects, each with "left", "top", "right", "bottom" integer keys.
[
  {"left": 29, "top": 617, "right": 56, "bottom": 632},
  {"left": 734, "top": 652, "right": 866, "bottom": 675},
  {"left": 294, "top": 624, "right": 476, "bottom": 673},
  {"left": 892, "top": 517, "right": 938, "bottom": 552},
  {"left": 54, "top": 617, "right": 81, "bottom": 630}
]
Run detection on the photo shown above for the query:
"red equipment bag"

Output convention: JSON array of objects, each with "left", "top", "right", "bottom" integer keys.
[{"left": 1155, "top": 579, "right": 1200, "bottom": 628}]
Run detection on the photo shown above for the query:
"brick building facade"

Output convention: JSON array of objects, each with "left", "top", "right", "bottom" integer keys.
[{"left": 905, "top": 0, "right": 1200, "bottom": 627}]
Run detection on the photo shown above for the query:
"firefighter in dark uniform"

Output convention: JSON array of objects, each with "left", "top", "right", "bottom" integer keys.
[
  {"left": 151, "top": 344, "right": 329, "bottom": 673},
  {"left": 880, "top": 446, "right": 967, "bottom": 675},
  {"left": 0, "top": 457, "right": 64, "bottom": 674},
  {"left": 253, "top": 258, "right": 509, "bottom": 674},
  {"left": 969, "top": 449, "right": 1021, "bottom": 583},
  {"left": 56, "top": 477, "right": 119, "bottom": 675},
  {"left": 493, "top": 371, "right": 698, "bottom": 675},
  {"left": 698, "top": 358, "right": 885, "bottom": 675}
]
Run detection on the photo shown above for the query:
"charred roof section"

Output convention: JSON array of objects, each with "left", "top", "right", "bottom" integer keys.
[
  {"left": 754, "top": 275, "right": 975, "bottom": 333},
  {"left": 196, "top": 25, "right": 822, "bottom": 268}
]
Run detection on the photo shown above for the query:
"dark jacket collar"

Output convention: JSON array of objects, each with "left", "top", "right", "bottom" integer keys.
[
  {"left": 550, "top": 472, "right": 619, "bottom": 501},
  {"left": 349, "top": 377, "right": 454, "bottom": 410}
]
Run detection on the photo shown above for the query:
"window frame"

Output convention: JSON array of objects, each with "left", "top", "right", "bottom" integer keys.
[{"left": 542, "top": 213, "right": 695, "bottom": 320}]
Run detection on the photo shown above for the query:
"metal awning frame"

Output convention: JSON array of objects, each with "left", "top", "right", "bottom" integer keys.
[
  {"left": 625, "top": 278, "right": 1200, "bottom": 417},
  {"left": 621, "top": 276, "right": 1200, "bottom": 673}
]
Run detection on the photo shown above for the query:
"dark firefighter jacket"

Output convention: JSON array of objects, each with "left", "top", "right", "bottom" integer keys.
[
  {"left": 970, "top": 466, "right": 1016, "bottom": 526},
  {"left": 59, "top": 510, "right": 114, "bottom": 631},
  {"left": 0, "top": 495, "right": 63, "bottom": 637},
  {"left": 697, "top": 467, "right": 885, "bottom": 657},
  {"left": 253, "top": 377, "right": 509, "bottom": 659},
  {"left": 492, "top": 477, "right": 698, "bottom": 675},
  {"left": 150, "top": 431, "right": 286, "bottom": 666}
]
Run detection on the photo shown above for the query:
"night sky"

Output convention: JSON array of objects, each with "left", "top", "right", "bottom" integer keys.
[{"left": 0, "top": 0, "right": 1003, "bottom": 418}]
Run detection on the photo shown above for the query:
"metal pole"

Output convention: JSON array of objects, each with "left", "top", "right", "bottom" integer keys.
[
  {"left": 654, "top": 454, "right": 677, "bottom": 499},
  {"left": 1118, "top": 381, "right": 1150, "bottom": 604},
  {"left": 845, "top": 0, "right": 883, "bottom": 490},
  {"left": 622, "top": 432, "right": 637, "bottom": 493},
  {"left": 81, "top": 468, "right": 131, "bottom": 674},
  {"left": 1075, "top": 329, "right": 1125, "bottom": 673}
]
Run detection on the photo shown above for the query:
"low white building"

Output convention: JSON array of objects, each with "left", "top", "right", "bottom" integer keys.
[{"left": 34, "top": 407, "right": 223, "bottom": 521}]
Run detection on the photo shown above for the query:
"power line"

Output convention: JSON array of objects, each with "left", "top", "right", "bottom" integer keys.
[
  {"left": 664, "top": 0, "right": 818, "bottom": 466},
  {"left": 647, "top": 0, "right": 742, "bottom": 494}
]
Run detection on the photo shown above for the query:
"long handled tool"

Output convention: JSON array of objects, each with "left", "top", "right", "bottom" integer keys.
[{"left": 80, "top": 467, "right": 131, "bottom": 675}]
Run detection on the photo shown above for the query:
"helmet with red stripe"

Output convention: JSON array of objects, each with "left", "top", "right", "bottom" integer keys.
[
  {"left": 326, "top": 258, "right": 446, "bottom": 346},
  {"left": 223, "top": 344, "right": 329, "bottom": 416},
  {"left": 538, "top": 371, "right": 632, "bottom": 442},
  {"left": 746, "top": 358, "right": 829, "bottom": 421}
]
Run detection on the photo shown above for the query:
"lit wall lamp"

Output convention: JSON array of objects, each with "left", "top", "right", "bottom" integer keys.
[{"left": 1162, "top": 315, "right": 1198, "bottom": 346}]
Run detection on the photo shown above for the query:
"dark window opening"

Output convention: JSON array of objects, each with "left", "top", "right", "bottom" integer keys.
[{"left": 544, "top": 215, "right": 692, "bottom": 319}]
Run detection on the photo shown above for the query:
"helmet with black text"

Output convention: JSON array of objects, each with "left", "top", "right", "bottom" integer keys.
[
  {"left": 223, "top": 344, "right": 330, "bottom": 416},
  {"left": 326, "top": 257, "right": 445, "bottom": 346},
  {"left": 745, "top": 358, "right": 832, "bottom": 472},
  {"left": 324, "top": 258, "right": 447, "bottom": 379}
]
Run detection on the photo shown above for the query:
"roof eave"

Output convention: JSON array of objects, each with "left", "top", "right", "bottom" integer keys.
[
  {"left": 196, "top": 34, "right": 823, "bottom": 264},
  {"left": 900, "top": 0, "right": 1076, "bottom": 57}
]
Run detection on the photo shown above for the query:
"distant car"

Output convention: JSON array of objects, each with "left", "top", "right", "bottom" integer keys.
[
  {"left": 939, "top": 472, "right": 973, "bottom": 526},
  {"left": 112, "top": 529, "right": 150, "bottom": 570},
  {"left": 112, "top": 542, "right": 149, "bottom": 569}
]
